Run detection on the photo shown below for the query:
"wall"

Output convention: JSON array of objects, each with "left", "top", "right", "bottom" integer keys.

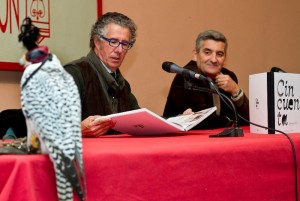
[
  {"left": 102, "top": 0, "right": 300, "bottom": 115},
  {"left": 1, "top": 0, "right": 300, "bottom": 115}
]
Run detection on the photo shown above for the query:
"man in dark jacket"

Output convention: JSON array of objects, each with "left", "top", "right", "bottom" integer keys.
[
  {"left": 0, "top": 109, "right": 26, "bottom": 139},
  {"left": 163, "top": 30, "right": 249, "bottom": 129}
]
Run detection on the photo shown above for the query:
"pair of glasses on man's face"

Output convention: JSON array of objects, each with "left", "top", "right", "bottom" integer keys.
[{"left": 99, "top": 36, "right": 133, "bottom": 50}]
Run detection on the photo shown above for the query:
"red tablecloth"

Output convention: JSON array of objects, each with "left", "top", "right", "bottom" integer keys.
[{"left": 1, "top": 126, "right": 300, "bottom": 201}]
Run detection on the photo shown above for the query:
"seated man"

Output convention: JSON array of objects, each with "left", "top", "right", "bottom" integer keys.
[
  {"left": 163, "top": 30, "right": 249, "bottom": 129},
  {"left": 0, "top": 109, "right": 26, "bottom": 139},
  {"left": 64, "top": 12, "right": 140, "bottom": 137}
]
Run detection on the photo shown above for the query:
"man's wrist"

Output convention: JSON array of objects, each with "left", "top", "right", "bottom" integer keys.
[
  {"left": 231, "top": 89, "right": 243, "bottom": 101},
  {"left": 232, "top": 89, "right": 242, "bottom": 98}
]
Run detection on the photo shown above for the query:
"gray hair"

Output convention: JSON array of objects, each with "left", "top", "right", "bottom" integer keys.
[
  {"left": 89, "top": 12, "right": 137, "bottom": 49},
  {"left": 195, "top": 30, "right": 227, "bottom": 53}
]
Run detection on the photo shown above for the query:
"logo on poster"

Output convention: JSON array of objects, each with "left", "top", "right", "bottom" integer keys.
[
  {"left": 276, "top": 79, "right": 300, "bottom": 126},
  {"left": 0, "top": 0, "right": 50, "bottom": 43}
]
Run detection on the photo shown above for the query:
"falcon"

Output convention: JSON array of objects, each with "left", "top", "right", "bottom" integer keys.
[{"left": 19, "top": 17, "right": 86, "bottom": 201}]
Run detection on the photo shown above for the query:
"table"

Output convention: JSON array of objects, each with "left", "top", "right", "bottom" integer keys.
[{"left": 1, "top": 126, "right": 300, "bottom": 201}]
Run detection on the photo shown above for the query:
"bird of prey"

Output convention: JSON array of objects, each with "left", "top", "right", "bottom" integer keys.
[{"left": 18, "top": 17, "right": 86, "bottom": 201}]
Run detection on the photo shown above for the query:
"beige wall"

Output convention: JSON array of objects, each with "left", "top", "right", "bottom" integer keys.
[{"left": 1, "top": 0, "right": 300, "bottom": 115}]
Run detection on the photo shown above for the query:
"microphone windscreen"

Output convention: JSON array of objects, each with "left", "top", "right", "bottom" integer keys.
[{"left": 162, "top": 61, "right": 173, "bottom": 72}]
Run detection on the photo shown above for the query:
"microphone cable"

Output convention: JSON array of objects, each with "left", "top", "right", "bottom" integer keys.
[
  {"left": 185, "top": 83, "right": 298, "bottom": 201},
  {"left": 238, "top": 115, "right": 298, "bottom": 201}
]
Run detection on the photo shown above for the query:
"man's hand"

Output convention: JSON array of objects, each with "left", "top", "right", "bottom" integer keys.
[
  {"left": 81, "top": 115, "right": 115, "bottom": 137},
  {"left": 215, "top": 74, "right": 240, "bottom": 95},
  {"left": 182, "top": 108, "right": 194, "bottom": 115}
]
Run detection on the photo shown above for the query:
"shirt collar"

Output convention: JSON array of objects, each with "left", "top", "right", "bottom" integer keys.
[{"left": 100, "top": 60, "right": 114, "bottom": 74}]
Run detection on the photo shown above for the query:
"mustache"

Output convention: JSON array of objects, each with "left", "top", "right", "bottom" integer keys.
[{"left": 205, "top": 62, "right": 220, "bottom": 67}]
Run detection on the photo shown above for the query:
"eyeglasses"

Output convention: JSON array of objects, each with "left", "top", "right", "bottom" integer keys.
[{"left": 99, "top": 36, "right": 133, "bottom": 50}]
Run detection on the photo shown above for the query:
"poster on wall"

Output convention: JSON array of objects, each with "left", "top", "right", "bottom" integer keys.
[{"left": 0, "top": 0, "right": 102, "bottom": 71}]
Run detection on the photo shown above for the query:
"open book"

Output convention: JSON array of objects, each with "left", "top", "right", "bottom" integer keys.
[{"left": 104, "top": 106, "right": 216, "bottom": 135}]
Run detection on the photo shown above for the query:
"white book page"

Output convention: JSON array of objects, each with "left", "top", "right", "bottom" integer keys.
[
  {"left": 167, "top": 106, "right": 216, "bottom": 130},
  {"left": 98, "top": 106, "right": 216, "bottom": 135}
]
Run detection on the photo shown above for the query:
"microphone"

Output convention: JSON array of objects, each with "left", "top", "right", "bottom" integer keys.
[
  {"left": 270, "top": 66, "right": 286, "bottom": 73},
  {"left": 162, "top": 61, "right": 206, "bottom": 80}
]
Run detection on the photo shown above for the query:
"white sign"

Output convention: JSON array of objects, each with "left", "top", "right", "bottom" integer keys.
[{"left": 249, "top": 72, "right": 300, "bottom": 134}]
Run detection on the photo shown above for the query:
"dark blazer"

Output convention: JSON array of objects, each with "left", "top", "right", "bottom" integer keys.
[
  {"left": 163, "top": 60, "right": 249, "bottom": 129},
  {"left": 64, "top": 50, "right": 140, "bottom": 121}
]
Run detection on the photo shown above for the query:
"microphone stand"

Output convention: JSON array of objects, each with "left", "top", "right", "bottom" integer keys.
[{"left": 184, "top": 79, "right": 244, "bottom": 137}]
